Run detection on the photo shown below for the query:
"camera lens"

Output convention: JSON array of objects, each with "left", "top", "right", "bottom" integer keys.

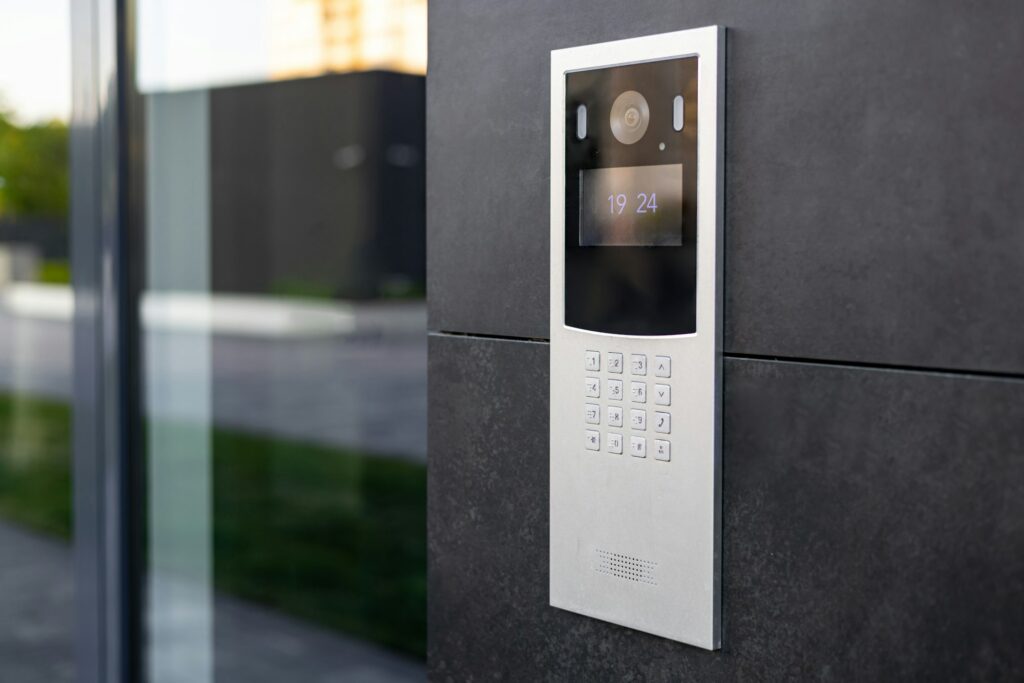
[{"left": 609, "top": 90, "right": 650, "bottom": 145}]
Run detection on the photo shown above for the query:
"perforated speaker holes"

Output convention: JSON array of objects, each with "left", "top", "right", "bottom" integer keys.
[{"left": 594, "top": 549, "right": 658, "bottom": 585}]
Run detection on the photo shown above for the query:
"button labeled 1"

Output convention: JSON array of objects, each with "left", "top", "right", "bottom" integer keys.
[{"left": 585, "top": 350, "right": 600, "bottom": 371}]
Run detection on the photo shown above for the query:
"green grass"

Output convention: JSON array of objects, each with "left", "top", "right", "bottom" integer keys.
[
  {"left": 0, "top": 394, "right": 72, "bottom": 537},
  {"left": 0, "top": 393, "right": 426, "bottom": 659}
]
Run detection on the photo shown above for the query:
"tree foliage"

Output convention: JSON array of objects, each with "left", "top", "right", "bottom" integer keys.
[{"left": 0, "top": 109, "right": 69, "bottom": 218}]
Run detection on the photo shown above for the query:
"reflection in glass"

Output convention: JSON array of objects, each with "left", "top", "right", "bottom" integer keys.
[
  {"left": 0, "top": 0, "right": 74, "bottom": 680},
  {"left": 138, "top": 1, "right": 426, "bottom": 680}
]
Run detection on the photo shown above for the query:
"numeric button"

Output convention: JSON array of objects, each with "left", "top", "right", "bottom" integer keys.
[
  {"left": 584, "top": 377, "right": 600, "bottom": 398},
  {"left": 630, "top": 382, "right": 646, "bottom": 403},
  {"left": 584, "top": 403, "right": 600, "bottom": 425},
  {"left": 630, "top": 354, "right": 647, "bottom": 376},
  {"left": 607, "top": 432, "right": 623, "bottom": 454},
  {"left": 585, "top": 350, "right": 600, "bottom": 371},
  {"left": 607, "top": 379, "right": 623, "bottom": 401},
  {"left": 607, "top": 353, "right": 623, "bottom": 374},
  {"left": 607, "top": 406, "right": 623, "bottom": 428},
  {"left": 630, "top": 409, "right": 646, "bottom": 431}
]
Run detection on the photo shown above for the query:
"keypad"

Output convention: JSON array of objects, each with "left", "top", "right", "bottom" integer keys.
[{"left": 581, "top": 348, "right": 675, "bottom": 463}]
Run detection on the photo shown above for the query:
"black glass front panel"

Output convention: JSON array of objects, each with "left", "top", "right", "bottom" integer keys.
[{"left": 565, "top": 57, "right": 698, "bottom": 336}]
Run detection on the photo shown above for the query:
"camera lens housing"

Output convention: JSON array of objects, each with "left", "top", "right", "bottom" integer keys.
[{"left": 609, "top": 90, "right": 650, "bottom": 145}]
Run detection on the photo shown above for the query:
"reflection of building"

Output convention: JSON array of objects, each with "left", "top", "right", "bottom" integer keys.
[
  {"left": 209, "top": 70, "right": 425, "bottom": 300},
  {"left": 270, "top": 0, "right": 427, "bottom": 79}
]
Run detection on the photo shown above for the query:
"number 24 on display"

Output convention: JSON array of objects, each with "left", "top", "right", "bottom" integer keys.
[{"left": 608, "top": 192, "right": 658, "bottom": 215}]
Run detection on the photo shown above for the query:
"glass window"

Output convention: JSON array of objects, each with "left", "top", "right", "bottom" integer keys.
[
  {"left": 0, "top": 0, "right": 74, "bottom": 680},
  {"left": 136, "top": 1, "right": 426, "bottom": 680}
]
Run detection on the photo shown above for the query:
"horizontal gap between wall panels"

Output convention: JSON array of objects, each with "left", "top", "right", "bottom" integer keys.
[{"left": 430, "top": 330, "right": 1024, "bottom": 383}]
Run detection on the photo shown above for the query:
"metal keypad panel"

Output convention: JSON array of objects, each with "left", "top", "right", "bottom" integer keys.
[{"left": 584, "top": 350, "right": 672, "bottom": 462}]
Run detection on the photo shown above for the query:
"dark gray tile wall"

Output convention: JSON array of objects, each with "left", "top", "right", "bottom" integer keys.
[
  {"left": 427, "top": 0, "right": 1024, "bottom": 375},
  {"left": 427, "top": 1, "right": 1024, "bottom": 679},
  {"left": 428, "top": 334, "right": 1024, "bottom": 681}
]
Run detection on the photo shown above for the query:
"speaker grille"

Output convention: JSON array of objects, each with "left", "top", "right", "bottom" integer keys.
[{"left": 594, "top": 549, "right": 658, "bottom": 585}]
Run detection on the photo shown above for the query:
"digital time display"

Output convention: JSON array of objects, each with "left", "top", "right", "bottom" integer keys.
[{"left": 579, "top": 164, "right": 684, "bottom": 247}]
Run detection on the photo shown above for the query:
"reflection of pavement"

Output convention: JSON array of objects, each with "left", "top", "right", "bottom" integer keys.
[
  {"left": 0, "top": 522, "right": 74, "bottom": 683},
  {"left": 0, "top": 291, "right": 427, "bottom": 460},
  {"left": 0, "top": 521, "right": 424, "bottom": 681}
]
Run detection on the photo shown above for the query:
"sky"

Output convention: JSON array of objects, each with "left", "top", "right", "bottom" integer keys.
[{"left": 0, "top": 0, "right": 71, "bottom": 124}]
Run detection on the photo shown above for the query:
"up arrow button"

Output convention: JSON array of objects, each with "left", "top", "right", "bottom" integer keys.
[{"left": 654, "top": 356, "right": 671, "bottom": 378}]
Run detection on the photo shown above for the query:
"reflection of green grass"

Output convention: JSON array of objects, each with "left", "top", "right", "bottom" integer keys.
[
  {"left": 38, "top": 260, "right": 71, "bottom": 285},
  {"left": 0, "top": 394, "right": 426, "bottom": 660},
  {"left": 211, "top": 429, "right": 426, "bottom": 659},
  {"left": 0, "top": 394, "right": 72, "bottom": 537}
]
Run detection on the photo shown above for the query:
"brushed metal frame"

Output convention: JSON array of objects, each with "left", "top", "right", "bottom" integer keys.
[{"left": 549, "top": 26, "right": 724, "bottom": 649}]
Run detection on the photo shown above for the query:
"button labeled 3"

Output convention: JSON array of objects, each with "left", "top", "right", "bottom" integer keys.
[{"left": 630, "top": 354, "right": 647, "bottom": 376}]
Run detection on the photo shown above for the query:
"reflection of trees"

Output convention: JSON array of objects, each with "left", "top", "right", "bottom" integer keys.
[{"left": 0, "top": 108, "right": 69, "bottom": 219}]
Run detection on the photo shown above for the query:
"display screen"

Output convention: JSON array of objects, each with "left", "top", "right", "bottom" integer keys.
[{"left": 579, "top": 164, "right": 684, "bottom": 246}]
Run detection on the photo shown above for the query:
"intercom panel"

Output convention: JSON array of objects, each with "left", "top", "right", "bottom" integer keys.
[{"left": 549, "top": 27, "right": 723, "bottom": 649}]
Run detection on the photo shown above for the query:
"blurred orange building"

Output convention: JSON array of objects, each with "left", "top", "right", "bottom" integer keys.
[{"left": 270, "top": 0, "right": 427, "bottom": 78}]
